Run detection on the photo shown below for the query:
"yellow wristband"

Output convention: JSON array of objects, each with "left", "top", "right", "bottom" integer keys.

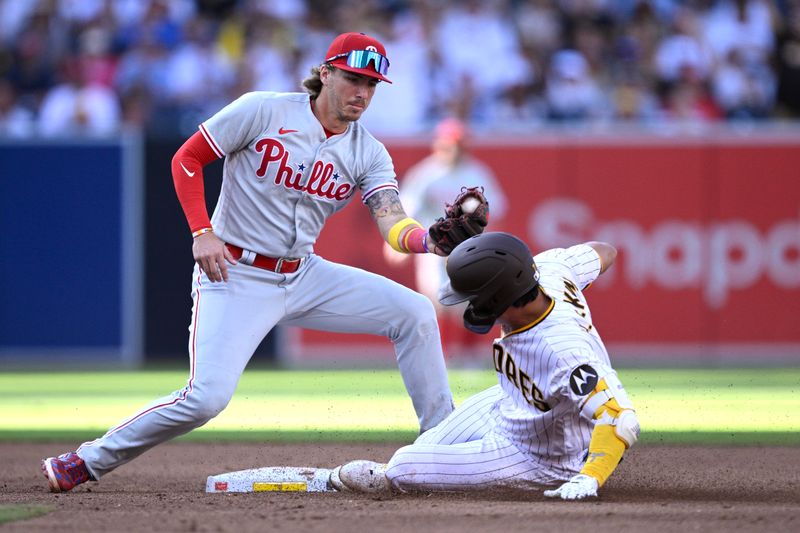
[
  {"left": 387, "top": 217, "right": 423, "bottom": 253},
  {"left": 192, "top": 227, "right": 213, "bottom": 238}
]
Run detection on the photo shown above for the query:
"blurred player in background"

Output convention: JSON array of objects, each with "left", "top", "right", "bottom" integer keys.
[
  {"left": 332, "top": 232, "right": 639, "bottom": 500},
  {"left": 387, "top": 118, "right": 507, "bottom": 359},
  {"left": 41, "top": 31, "right": 456, "bottom": 493}
]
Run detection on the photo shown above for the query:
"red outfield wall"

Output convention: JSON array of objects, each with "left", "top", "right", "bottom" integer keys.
[{"left": 292, "top": 135, "right": 800, "bottom": 364}]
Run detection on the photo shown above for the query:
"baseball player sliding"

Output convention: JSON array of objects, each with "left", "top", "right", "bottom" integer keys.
[
  {"left": 41, "top": 32, "right": 487, "bottom": 493},
  {"left": 250, "top": 233, "right": 639, "bottom": 499}
]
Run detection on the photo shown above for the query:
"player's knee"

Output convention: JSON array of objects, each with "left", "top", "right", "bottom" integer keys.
[
  {"left": 185, "top": 383, "right": 234, "bottom": 421},
  {"left": 393, "top": 286, "right": 435, "bottom": 315},
  {"left": 196, "top": 395, "right": 231, "bottom": 420},
  {"left": 395, "top": 292, "right": 438, "bottom": 332}
]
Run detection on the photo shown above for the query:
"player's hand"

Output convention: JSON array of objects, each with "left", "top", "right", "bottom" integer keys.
[
  {"left": 427, "top": 186, "right": 489, "bottom": 255},
  {"left": 425, "top": 233, "right": 448, "bottom": 257},
  {"left": 192, "top": 232, "right": 237, "bottom": 282},
  {"left": 543, "top": 474, "right": 599, "bottom": 500}
]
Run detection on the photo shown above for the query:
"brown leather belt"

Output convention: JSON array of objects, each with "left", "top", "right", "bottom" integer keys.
[{"left": 226, "top": 244, "right": 302, "bottom": 274}]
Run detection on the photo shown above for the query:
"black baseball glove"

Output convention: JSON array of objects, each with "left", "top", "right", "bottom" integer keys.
[{"left": 427, "top": 186, "right": 489, "bottom": 255}]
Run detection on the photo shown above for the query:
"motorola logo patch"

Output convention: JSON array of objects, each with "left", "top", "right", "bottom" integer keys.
[{"left": 569, "top": 364, "right": 598, "bottom": 396}]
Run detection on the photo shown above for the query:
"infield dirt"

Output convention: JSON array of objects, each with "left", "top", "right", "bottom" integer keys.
[{"left": 2, "top": 442, "right": 798, "bottom": 532}]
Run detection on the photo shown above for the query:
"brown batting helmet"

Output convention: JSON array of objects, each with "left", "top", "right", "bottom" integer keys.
[{"left": 438, "top": 232, "right": 540, "bottom": 333}]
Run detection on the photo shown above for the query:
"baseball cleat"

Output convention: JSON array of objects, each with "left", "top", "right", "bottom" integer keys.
[
  {"left": 330, "top": 460, "right": 390, "bottom": 493},
  {"left": 41, "top": 452, "right": 92, "bottom": 493}
]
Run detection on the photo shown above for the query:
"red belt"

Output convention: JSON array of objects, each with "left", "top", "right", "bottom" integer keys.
[{"left": 226, "top": 244, "right": 302, "bottom": 274}]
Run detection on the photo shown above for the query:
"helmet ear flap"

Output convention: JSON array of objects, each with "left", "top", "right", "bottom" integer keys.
[{"left": 463, "top": 304, "right": 496, "bottom": 334}]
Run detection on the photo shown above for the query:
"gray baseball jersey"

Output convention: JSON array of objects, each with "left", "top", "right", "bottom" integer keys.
[
  {"left": 387, "top": 244, "right": 628, "bottom": 491},
  {"left": 200, "top": 91, "right": 399, "bottom": 258}
]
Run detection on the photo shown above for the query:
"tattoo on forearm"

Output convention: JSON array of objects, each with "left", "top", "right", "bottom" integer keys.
[{"left": 366, "top": 190, "right": 405, "bottom": 219}]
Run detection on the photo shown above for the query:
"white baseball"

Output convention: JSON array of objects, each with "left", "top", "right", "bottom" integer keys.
[{"left": 461, "top": 197, "right": 480, "bottom": 214}]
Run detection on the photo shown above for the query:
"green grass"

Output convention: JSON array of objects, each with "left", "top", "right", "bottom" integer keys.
[
  {"left": 0, "top": 504, "right": 53, "bottom": 525},
  {"left": 1, "top": 369, "right": 798, "bottom": 445}
]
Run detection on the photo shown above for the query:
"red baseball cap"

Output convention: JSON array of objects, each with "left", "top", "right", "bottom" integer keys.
[{"left": 325, "top": 32, "right": 392, "bottom": 84}]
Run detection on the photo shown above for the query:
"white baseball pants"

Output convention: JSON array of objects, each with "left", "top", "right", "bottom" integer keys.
[{"left": 386, "top": 386, "right": 568, "bottom": 492}]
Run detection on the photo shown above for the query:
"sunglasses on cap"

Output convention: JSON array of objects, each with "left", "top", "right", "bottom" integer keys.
[{"left": 326, "top": 49, "right": 390, "bottom": 76}]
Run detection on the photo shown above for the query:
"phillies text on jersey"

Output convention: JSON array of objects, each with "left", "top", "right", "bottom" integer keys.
[{"left": 200, "top": 91, "right": 399, "bottom": 258}]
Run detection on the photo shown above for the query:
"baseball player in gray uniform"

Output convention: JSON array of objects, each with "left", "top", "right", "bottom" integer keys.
[
  {"left": 328, "top": 232, "right": 640, "bottom": 500},
  {"left": 41, "top": 32, "right": 456, "bottom": 492}
]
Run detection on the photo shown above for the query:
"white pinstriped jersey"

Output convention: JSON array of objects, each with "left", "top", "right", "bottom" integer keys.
[
  {"left": 200, "top": 91, "right": 397, "bottom": 258},
  {"left": 490, "top": 244, "right": 616, "bottom": 473}
]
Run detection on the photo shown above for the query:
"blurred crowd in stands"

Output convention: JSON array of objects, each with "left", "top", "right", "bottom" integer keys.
[{"left": 1, "top": 0, "right": 800, "bottom": 138}]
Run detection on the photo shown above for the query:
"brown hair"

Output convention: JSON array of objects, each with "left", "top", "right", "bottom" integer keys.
[{"left": 302, "top": 64, "right": 336, "bottom": 100}]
